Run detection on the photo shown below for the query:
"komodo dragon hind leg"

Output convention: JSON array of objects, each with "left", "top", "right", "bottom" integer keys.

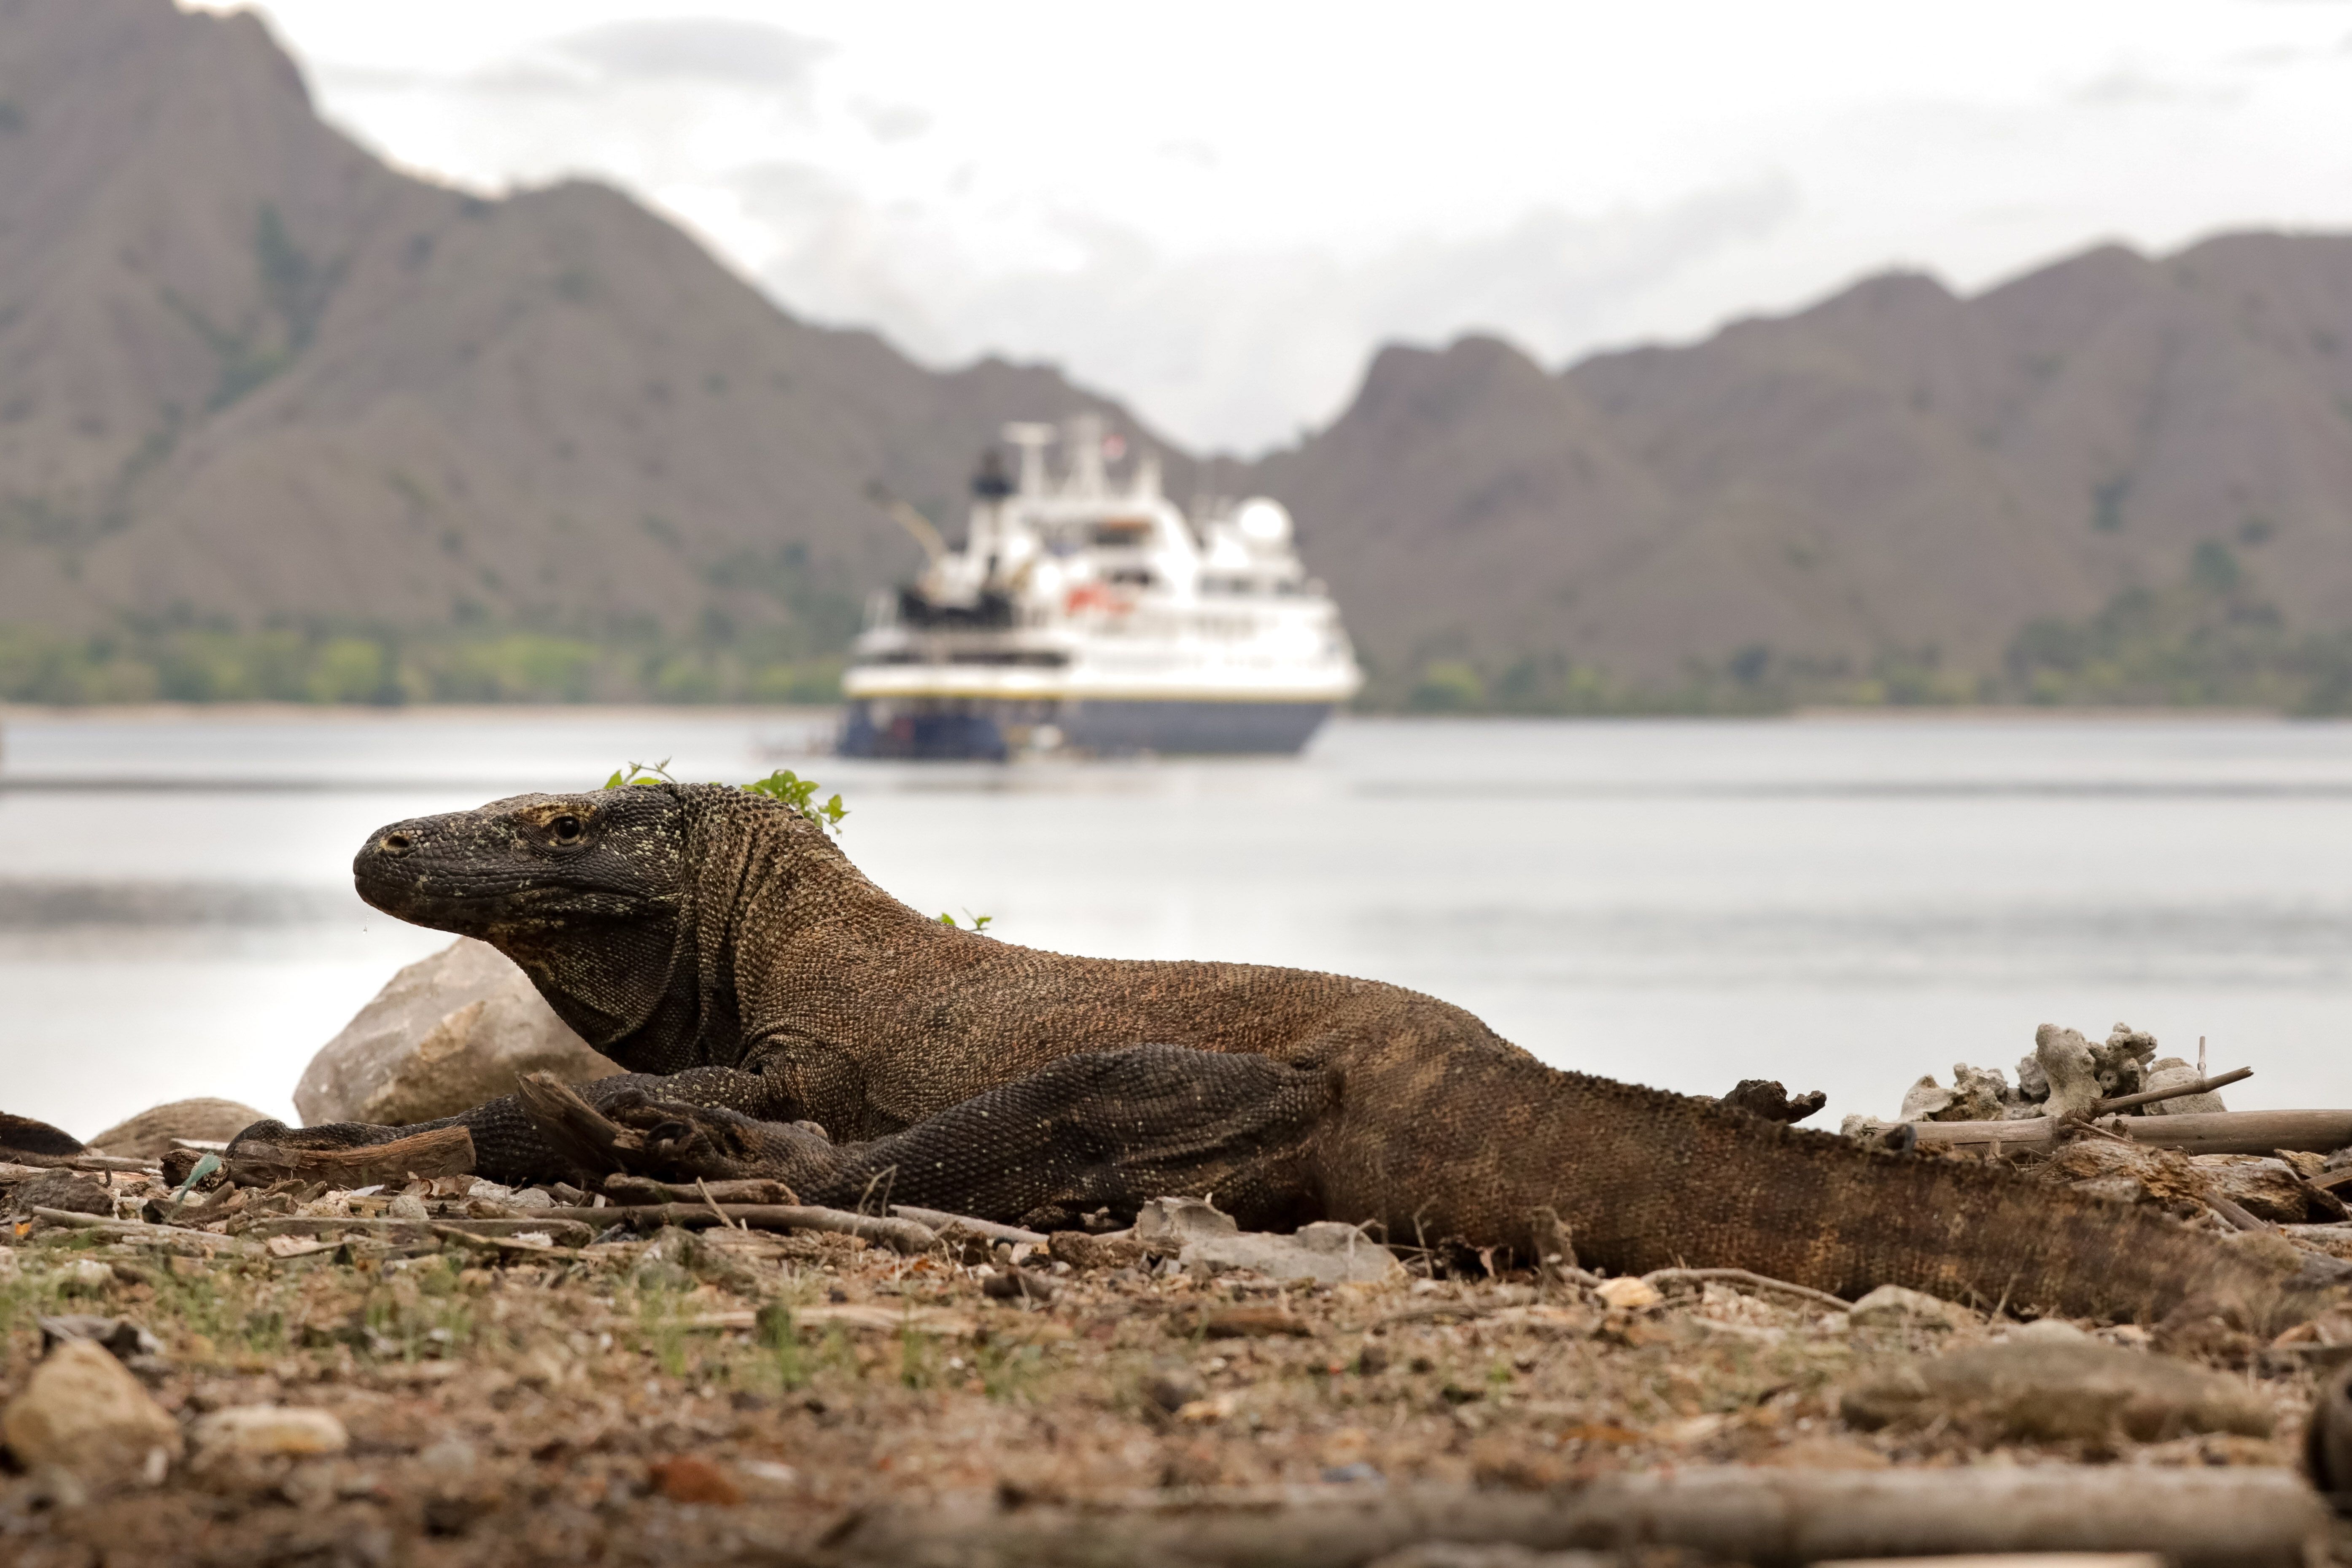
[
  {"left": 832, "top": 1044, "right": 1335, "bottom": 1231},
  {"left": 577, "top": 1044, "right": 1337, "bottom": 1233},
  {"left": 492, "top": 1045, "right": 1334, "bottom": 1231}
]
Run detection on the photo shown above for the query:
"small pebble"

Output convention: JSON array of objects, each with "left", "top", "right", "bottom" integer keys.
[
  {"left": 0, "top": 1338, "right": 183, "bottom": 1483},
  {"left": 1592, "top": 1277, "right": 1660, "bottom": 1311},
  {"left": 1848, "top": 1283, "right": 1956, "bottom": 1328},
  {"left": 388, "top": 1194, "right": 429, "bottom": 1222},
  {"left": 190, "top": 1406, "right": 349, "bottom": 1460},
  {"left": 2011, "top": 1317, "right": 2089, "bottom": 1344},
  {"left": 648, "top": 1454, "right": 742, "bottom": 1506}
]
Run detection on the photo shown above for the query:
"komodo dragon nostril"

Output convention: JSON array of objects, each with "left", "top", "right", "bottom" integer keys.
[{"left": 380, "top": 832, "right": 413, "bottom": 856}]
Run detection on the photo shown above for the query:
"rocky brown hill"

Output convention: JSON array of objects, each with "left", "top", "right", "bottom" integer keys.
[
  {"left": 1258, "top": 238, "right": 2352, "bottom": 706},
  {"left": 0, "top": 0, "right": 1178, "bottom": 700}
]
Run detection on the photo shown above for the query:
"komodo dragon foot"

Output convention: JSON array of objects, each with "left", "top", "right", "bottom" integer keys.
[{"left": 512, "top": 1072, "right": 842, "bottom": 1191}]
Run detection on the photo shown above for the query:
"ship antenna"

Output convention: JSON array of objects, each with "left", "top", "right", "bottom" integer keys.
[{"left": 862, "top": 480, "right": 946, "bottom": 563}]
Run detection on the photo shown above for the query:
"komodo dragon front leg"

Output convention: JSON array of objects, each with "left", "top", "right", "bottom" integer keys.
[
  {"left": 228, "top": 1064, "right": 810, "bottom": 1185},
  {"left": 517, "top": 1045, "right": 1334, "bottom": 1234}
]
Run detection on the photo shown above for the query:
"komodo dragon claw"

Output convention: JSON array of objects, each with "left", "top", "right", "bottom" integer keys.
[{"left": 514, "top": 1071, "right": 780, "bottom": 1185}]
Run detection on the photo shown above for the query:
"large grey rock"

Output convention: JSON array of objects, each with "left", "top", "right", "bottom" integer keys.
[
  {"left": 295, "top": 938, "right": 623, "bottom": 1126},
  {"left": 87, "top": 1098, "right": 269, "bottom": 1158}
]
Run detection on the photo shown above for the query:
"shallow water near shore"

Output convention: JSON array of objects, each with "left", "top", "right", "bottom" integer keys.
[{"left": 3, "top": 706, "right": 2350, "bottom": 1138}]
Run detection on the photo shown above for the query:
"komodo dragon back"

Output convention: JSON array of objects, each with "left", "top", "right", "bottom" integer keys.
[{"left": 334, "top": 780, "right": 2330, "bottom": 1328}]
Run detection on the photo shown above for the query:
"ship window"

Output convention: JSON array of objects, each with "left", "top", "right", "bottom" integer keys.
[
  {"left": 1107, "top": 568, "right": 1156, "bottom": 587},
  {"left": 1090, "top": 520, "right": 1152, "bottom": 547}
]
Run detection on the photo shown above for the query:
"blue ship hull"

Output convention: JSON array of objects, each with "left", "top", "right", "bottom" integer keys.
[{"left": 839, "top": 698, "right": 1335, "bottom": 760}]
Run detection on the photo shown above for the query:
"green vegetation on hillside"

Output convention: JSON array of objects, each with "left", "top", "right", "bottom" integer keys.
[
  {"left": 1365, "top": 541, "right": 2352, "bottom": 717},
  {"left": 11, "top": 542, "right": 2352, "bottom": 717},
  {"left": 0, "top": 621, "right": 844, "bottom": 706}
]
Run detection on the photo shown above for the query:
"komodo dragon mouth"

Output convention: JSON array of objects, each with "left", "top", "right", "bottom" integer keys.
[
  {"left": 355, "top": 787, "right": 686, "bottom": 933},
  {"left": 222, "top": 779, "right": 2344, "bottom": 1331}
]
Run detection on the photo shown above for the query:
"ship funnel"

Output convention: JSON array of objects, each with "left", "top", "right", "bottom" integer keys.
[
  {"left": 1002, "top": 423, "right": 1055, "bottom": 496},
  {"left": 1065, "top": 413, "right": 1107, "bottom": 497}
]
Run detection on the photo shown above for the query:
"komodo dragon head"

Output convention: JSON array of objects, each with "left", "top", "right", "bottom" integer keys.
[{"left": 356, "top": 782, "right": 805, "bottom": 1064}]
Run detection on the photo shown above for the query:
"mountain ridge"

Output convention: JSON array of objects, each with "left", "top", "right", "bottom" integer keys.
[
  {"left": 5, "top": 0, "right": 2352, "bottom": 711},
  {"left": 1263, "top": 229, "right": 2352, "bottom": 705},
  {"left": 0, "top": 0, "right": 1187, "bottom": 700}
]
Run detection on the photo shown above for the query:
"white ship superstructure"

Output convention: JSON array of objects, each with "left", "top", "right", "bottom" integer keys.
[{"left": 840, "top": 418, "right": 1361, "bottom": 758}]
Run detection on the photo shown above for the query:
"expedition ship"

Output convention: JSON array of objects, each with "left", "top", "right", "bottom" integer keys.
[{"left": 839, "top": 418, "right": 1363, "bottom": 760}]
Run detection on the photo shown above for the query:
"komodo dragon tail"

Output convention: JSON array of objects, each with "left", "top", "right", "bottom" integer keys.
[{"left": 1315, "top": 1041, "right": 2332, "bottom": 1326}]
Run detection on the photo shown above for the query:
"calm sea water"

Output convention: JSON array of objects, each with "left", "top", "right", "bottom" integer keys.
[{"left": 3, "top": 707, "right": 2349, "bottom": 1140}]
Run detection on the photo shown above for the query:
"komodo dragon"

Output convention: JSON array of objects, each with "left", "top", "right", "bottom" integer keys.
[{"left": 231, "top": 781, "right": 2336, "bottom": 1326}]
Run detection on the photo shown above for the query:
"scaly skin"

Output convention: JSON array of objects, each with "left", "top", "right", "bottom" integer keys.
[{"left": 232, "top": 782, "right": 2333, "bottom": 1324}]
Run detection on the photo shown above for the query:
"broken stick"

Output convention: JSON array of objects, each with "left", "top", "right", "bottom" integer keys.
[
  {"left": 1911, "top": 1107, "right": 2352, "bottom": 1158},
  {"left": 225, "top": 1125, "right": 475, "bottom": 1189},
  {"left": 2097, "top": 1065, "right": 2253, "bottom": 1114}
]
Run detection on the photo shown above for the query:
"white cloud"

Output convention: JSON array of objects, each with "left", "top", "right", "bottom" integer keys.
[
  {"left": 741, "top": 177, "right": 1799, "bottom": 451},
  {"left": 224, "top": 0, "right": 2352, "bottom": 451},
  {"left": 549, "top": 17, "right": 829, "bottom": 89}
]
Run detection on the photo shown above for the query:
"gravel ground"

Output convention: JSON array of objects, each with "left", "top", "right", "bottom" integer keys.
[{"left": 0, "top": 1165, "right": 2337, "bottom": 1567}]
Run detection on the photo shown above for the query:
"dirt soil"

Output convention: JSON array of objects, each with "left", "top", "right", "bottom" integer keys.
[{"left": 0, "top": 1167, "right": 2338, "bottom": 1568}]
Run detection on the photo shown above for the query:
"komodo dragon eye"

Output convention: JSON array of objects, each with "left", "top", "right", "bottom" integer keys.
[{"left": 549, "top": 815, "right": 584, "bottom": 843}]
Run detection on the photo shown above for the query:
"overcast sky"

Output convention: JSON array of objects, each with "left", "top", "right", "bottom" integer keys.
[{"left": 210, "top": 1, "right": 2352, "bottom": 454}]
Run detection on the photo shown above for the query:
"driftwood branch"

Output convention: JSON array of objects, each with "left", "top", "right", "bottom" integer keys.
[
  {"left": 540, "top": 1202, "right": 938, "bottom": 1255},
  {"left": 2097, "top": 1065, "right": 2253, "bottom": 1114},
  {"left": 601, "top": 1174, "right": 798, "bottom": 1207},
  {"left": 1640, "top": 1267, "right": 1851, "bottom": 1314},
  {"left": 225, "top": 1125, "right": 474, "bottom": 1188},
  {"left": 242, "top": 1215, "right": 591, "bottom": 1243},
  {"left": 30, "top": 1208, "right": 262, "bottom": 1255},
  {"left": 830, "top": 1467, "right": 2321, "bottom": 1568},
  {"left": 3, "top": 1151, "right": 159, "bottom": 1174},
  {"left": 1910, "top": 1107, "right": 2352, "bottom": 1158},
  {"left": 891, "top": 1206, "right": 1050, "bottom": 1247}
]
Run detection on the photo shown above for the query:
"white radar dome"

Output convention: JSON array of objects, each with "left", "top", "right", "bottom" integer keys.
[{"left": 1233, "top": 498, "right": 1293, "bottom": 546}]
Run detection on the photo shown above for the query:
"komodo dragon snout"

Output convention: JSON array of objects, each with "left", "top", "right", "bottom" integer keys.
[{"left": 355, "top": 788, "right": 687, "bottom": 934}]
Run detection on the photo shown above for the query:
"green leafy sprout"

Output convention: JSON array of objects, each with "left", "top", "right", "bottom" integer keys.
[
  {"left": 939, "top": 910, "right": 993, "bottom": 932},
  {"left": 597, "top": 757, "right": 847, "bottom": 838},
  {"left": 743, "top": 768, "right": 849, "bottom": 835}
]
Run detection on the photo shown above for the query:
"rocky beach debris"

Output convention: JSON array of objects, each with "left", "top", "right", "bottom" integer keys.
[
  {"left": 11, "top": 1001, "right": 2352, "bottom": 1565},
  {"left": 1835, "top": 1021, "right": 2352, "bottom": 1234},
  {"left": 2, "top": 1123, "right": 2348, "bottom": 1565},
  {"left": 1851, "top": 1021, "right": 2205, "bottom": 1137}
]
